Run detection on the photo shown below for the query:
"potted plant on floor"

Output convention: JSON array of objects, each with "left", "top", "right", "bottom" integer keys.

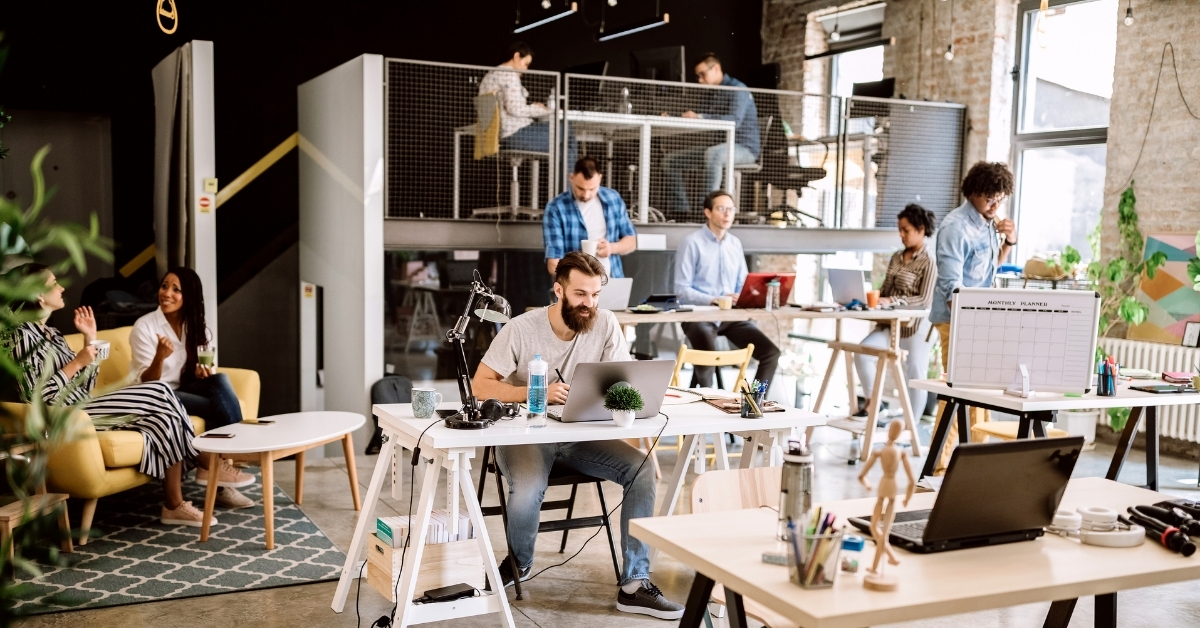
[{"left": 604, "top": 382, "right": 643, "bottom": 428}]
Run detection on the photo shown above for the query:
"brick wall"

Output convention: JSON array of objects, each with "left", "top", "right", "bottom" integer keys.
[
  {"left": 1101, "top": 0, "right": 1200, "bottom": 260},
  {"left": 882, "top": 0, "right": 1018, "bottom": 167}
]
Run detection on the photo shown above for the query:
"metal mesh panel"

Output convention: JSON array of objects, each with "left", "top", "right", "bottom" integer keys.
[
  {"left": 844, "top": 97, "right": 966, "bottom": 230},
  {"left": 385, "top": 59, "right": 560, "bottom": 219},
  {"left": 563, "top": 75, "right": 842, "bottom": 226}
]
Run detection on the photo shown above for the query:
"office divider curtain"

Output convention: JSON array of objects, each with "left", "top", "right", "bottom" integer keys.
[{"left": 152, "top": 43, "right": 193, "bottom": 279}]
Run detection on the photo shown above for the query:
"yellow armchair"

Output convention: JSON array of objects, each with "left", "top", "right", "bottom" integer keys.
[{"left": 38, "top": 326, "right": 262, "bottom": 544}]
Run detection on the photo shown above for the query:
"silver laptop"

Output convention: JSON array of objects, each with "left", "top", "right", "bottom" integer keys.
[
  {"left": 548, "top": 360, "right": 675, "bottom": 422},
  {"left": 598, "top": 277, "right": 634, "bottom": 310},
  {"left": 828, "top": 268, "right": 868, "bottom": 305}
]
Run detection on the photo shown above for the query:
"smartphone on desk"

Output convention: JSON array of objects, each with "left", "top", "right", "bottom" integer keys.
[
  {"left": 246, "top": 420, "right": 275, "bottom": 425},
  {"left": 199, "top": 433, "right": 235, "bottom": 439}
]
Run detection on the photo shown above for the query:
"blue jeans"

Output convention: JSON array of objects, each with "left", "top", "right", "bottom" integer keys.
[
  {"left": 501, "top": 121, "right": 578, "bottom": 174},
  {"left": 853, "top": 319, "right": 934, "bottom": 416},
  {"left": 175, "top": 373, "right": 243, "bottom": 430},
  {"left": 662, "top": 143, "right": 757, "bottom": 213},
  {"left": 495, "top": 440, "right": 655, "bottom": 586}
]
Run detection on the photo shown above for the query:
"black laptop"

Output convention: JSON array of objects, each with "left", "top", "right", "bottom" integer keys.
[{"left": 849, "top": 437, "right": 1084, "bottom": 553}]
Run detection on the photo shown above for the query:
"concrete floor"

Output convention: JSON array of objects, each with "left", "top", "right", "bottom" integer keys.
[{"left": 18, "top": 427, "right": 1200, "bottom": 628}]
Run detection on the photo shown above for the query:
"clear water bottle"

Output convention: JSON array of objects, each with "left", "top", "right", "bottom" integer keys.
[
  {"left": 766, "top": 279, "right": 781, "bottom": 311},
  {"left": 528, "top": 354, "right": 547, "bottom": 427}
]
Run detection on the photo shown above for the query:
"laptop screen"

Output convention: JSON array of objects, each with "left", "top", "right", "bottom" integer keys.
[{"left": 923, "top": 437, "right": 1083, "bottom": 542}]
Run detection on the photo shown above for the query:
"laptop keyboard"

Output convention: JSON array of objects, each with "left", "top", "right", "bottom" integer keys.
[{"left": 890, "top": 520, "right": 929, "bottom": 539}]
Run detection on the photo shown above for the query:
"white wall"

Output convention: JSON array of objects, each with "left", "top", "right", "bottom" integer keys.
[
  {"left": 298, "top": 55, "right": 384, "bottom": 451},
  {"left": 190, "top": 40, "right": 219, "bottom": 346}
]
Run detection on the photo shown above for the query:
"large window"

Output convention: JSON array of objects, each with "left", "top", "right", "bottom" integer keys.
[
  {"left": 1011, "top": 0, "right": 1117, "bottom": 263},
  {"left": 830, "top": 46, "right": 884, "bottom": 98}
]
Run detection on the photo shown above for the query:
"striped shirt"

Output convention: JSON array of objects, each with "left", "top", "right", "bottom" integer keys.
[{"left": 879, "top": 245, "right": 937, "bottom": 338}]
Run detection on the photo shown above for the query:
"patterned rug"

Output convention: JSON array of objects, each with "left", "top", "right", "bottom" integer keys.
[{"left": 13, "top": 470, "right": 344, "bottom": 614}]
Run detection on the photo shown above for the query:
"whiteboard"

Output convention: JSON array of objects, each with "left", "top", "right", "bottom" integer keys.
[{"left": 947, "top": 288, "right": 1100, "bottom": 393}]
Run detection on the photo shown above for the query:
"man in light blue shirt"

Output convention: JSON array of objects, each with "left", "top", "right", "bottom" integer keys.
[
  {"left": 675, "top": 190, "right": 780, "bottom": 391},
  {"left": 929, "top": 161, "right": 1016, "bottom": 472}
]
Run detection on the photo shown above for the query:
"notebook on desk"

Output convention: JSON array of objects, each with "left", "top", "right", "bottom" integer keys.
[{"left": 848, "top": 437, "right": 1083, "bottom": 553}]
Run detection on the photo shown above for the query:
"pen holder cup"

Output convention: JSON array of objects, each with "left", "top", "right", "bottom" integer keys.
[
  {"left": 787, "top": 530, "right": 844, "bottom": 589},
  {"left": 740, "top": 392, "right": 765, "bottom": 418}
]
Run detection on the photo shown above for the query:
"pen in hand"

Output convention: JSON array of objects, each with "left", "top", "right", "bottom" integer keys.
[{"left": 555, "top": 368, "right": 564, "bottom": 384}]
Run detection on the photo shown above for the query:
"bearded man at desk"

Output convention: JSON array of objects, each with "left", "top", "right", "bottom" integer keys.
[{"left": 472, "top": 251, "right": 685, "bottom": 620}]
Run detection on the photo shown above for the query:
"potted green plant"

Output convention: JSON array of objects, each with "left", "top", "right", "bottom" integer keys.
[{"left": 604, "top": 382, "right": 643, "bottom": 427}]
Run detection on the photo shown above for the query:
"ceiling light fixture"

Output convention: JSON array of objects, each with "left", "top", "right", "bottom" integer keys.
[
  {"left": 597, "top": 0, "right": 668, "bottom": 41},
  {"left": 944, "top": 44, "right": 954, "bottom": 61},
  {"left": 945, "top": 0, "right": 955, "bottom": 61},
  {"left": 608, "top": 0, "right": 618, "bottom": 6},
  {"left": 1124, "top": 0, "right": 1134, "bottom": 26},
  {"left": 830, "top": 11, "right": 841, "bottom": 42},
  {"left": 514, "top": 1, "right": 578, "bottom": 33}
]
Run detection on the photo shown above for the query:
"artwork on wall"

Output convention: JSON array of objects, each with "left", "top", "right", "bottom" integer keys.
[{"left": 1128, "top": 234, "right": 1200, "bottom": 344}]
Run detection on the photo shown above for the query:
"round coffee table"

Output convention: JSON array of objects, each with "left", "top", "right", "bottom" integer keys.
[{"left": 193, "top": 411, "right": 366, "bottom": 549}]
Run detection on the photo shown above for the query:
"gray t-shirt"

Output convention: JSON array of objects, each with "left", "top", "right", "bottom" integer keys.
[{"left": 481, "top": 306, "right": 630, "bottom": 386}]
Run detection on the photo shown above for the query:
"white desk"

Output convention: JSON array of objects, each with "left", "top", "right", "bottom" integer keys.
[
  {"left": 564, "top": 110, "right": 736, "bottom": 222},
  {"left": 631, "top": 478, "right": 1198, "bottom": 628},
  {"left": 329, "top": 399, "right": 826, "bottom": 624},
  {"left": 617, "top": 307, "right": 931, "bottom": 461},
  {"left": 911, "top": 379, "right": 1200, "bottom": 488}
]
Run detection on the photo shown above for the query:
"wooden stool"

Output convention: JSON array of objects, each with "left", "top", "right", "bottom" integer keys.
[
  {"left": 0, "top": 493, "right": 73, "bottom": 560},
  {"left": 972, "top": 421, "right": 1069, "bottom": 442}
]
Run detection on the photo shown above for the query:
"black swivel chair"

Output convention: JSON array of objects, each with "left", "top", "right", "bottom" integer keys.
[{"left": 739, "top": 93, "right": 828, "bottom": 221}]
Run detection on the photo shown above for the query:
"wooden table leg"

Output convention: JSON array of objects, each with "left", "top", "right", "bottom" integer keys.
[
  {"left": 58, "top": 504, "right": 73, "bottom": 553},
  {"left": 201, "top": 452, "right": 220, "bottom": 542},
  {"left": 261, "top": 451, "right": 275, "bottom": 550},
  {"left": 1105, "top": 406, "right": 1144, "bottom": 484},
  {"left": 886, "top": 353, "right": 922, "bottom": 458},
  {"left": 860, "top": 356, "right": 888, "bottom": 461},
  {"left": 342, "top": 433, "right": 362, "bottom": 510},
  {"left": 679, "top": 572, "right": 716, "bottom": 628},
  {"left": 294, "top": 450, "right": 305, "bottom": 505}
]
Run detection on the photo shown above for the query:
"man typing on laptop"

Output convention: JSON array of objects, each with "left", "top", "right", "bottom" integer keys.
[
  {"left": 471, "top": 251, "right": 685, "bottom": 620},
  {"left": 674, "top": 190, "right": 780, "bottom": 392}
]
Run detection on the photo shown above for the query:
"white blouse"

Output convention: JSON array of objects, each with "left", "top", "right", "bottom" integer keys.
[{"left": 129, "top": 308, "right": 188, "bottom": 389}]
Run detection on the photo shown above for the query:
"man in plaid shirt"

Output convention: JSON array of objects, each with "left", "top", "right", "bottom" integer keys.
[{"left": 543, "top": 157, "right": 638, "bottom": 278}]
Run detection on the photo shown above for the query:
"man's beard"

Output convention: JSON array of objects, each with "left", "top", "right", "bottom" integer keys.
[{"left": 560, "top": 297, "right": 598, "bottom": 334}]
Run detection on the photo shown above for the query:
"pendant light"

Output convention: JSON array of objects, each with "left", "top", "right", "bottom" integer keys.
[{"left": 1124, "top": 0, "right": 1134, "bottom": 26}]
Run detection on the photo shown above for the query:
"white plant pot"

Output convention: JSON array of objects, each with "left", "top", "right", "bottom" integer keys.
[
  {"left": 1064, "top": 408, "right": 1099, "bottom": 449},
  {"left": 611, "top": 409, "right": 636, "bottom": 427}
]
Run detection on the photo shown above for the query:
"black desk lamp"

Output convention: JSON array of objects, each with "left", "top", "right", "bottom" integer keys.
[{"left": 444, "top": 270, "right": 511, "bottom": 429}]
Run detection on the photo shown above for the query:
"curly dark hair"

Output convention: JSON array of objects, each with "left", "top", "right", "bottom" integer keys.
[
  {"left": 165, "top": 267, "right": 210, "bottom": 386},
  {"left": 961, "top": 161, "right": 1014, "bottom": 199},
  {"left": 897, "top": 204, "right": 936, "bottom": 236}
]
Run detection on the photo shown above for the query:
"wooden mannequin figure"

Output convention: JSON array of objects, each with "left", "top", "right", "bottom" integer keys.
[{"left": 857, "top": 419, "right": 915, "bottom": 591}]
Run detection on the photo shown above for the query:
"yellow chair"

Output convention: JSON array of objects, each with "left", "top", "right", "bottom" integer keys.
[
  {"left": 34, "top": 326, "right": 261, "bottom": 544},
  {"left": 670, "top": 344, "right": 755, "bottom": 471},
  {"left": 971, "top": 421, "right": 1069, "bottom": 442},
  {"left": 691, "top": 467, "right": 797, "bottom": 628}
]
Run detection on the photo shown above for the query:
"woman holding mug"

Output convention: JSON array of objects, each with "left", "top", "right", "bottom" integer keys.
[
  {"left": 130, "top": 267, "right": 254, "bottom": 509},
  {"left": 853, "top": 204, "right": 938, "bottom": 418},
  {"left": 11, "top": 264, "right": 222, "bottom": 526}
]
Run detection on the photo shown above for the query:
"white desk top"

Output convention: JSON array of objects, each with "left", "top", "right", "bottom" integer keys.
[
  {"left": 374, "top": 401, "right": 826, "bottom": 451},
  {"left": 910, "top": 378, "right": 1200, "bottom": 412},
  {"left": 564, "top": 109, "right": 736, "bottom": 132},
  {"left": 614, "top": 307, "right": 929, "bottom": 326},
  {"left": 631, "top": 478, "right": 1197, "bottom": 628},
  {"left": 192, "top": 411, "right": 366, "bottom": 454}
]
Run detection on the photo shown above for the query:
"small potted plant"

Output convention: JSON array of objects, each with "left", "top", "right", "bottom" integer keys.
[{"left": 604, "top": 382, "right": 644, "bottom": 427}]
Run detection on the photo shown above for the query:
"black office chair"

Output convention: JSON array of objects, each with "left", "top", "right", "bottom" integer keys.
[
  {"left": 739, "top": 93, "right": 828, "bottom": 221},
  {"left": 476, "top": 445, "right": 622, "bottom": 599}
]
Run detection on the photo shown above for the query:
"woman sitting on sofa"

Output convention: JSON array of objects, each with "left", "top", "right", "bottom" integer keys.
[
  {"left": 11, "top": 264, "right": 248, "bottom": 526},
  {"left": 129, "top": 266, "right": 253, "bottom": 509}
]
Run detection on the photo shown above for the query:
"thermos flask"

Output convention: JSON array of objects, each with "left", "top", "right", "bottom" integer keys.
[{"left": 778, "top": 441, "right": 814, "bottom": 541}]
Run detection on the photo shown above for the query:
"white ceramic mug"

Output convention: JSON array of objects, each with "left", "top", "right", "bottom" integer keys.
[
  {"left": 89, "top": 339, "right": 111, "bottom": 361},
  {"left": 412, "top": 388, "right": 443, "bottom": 419},
  {"left": 581, "top": 239, "right": 599, "bottom": 257}
]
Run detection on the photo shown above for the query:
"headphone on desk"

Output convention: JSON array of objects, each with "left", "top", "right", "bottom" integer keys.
[
  {"left": 1048, "top": 507, "right": 1145, "bottom": 548},
  {"left": 479, "top": 398, "right": 523, "bottom": 423}
]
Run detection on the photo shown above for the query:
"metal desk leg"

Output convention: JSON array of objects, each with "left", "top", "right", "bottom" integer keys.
[
  {"left": 956, "top": 404, "right": 970, "bottom": 443},
  {"left": 638, "top": 123, "right": 651, "bottom": 223},
  {"left": 921, "top": 399, "right": 958, "bottom": 478},
  {"left": 680, "top": 572, "right": 717, "bottom": 628},
  {"left": 1105, "top": 406, "right": 1145, "bottom": 485},
  {"left": 724, "top": 128, "right": 736, "bottom": 194},
  {"left": 452, "top": 130, "right": 463, "bottom": 220},
  {"left": 1031, "top": 413, "right": 1048, "bottom": 438},
  {"left": 1042, "top": 598, "right": 1078, "bottom": 628},
  {"left": 1043, "top": 593, "right": 1116, "bottom": 628},
  {"left": 1018, "top": 415, "right": 1032, "bottom": 439},
  {"left": 332, "top": 434, "right": 397, "bottom": 612},
  {"left": 1144, "top": 406, "right": 1159, "bottom": 490},
  {"left": 725, "top": 588, "right": 749, "bottom": 628},
  {"left": 1095, "top": 592, "right": 1117, "bottom": 628}
]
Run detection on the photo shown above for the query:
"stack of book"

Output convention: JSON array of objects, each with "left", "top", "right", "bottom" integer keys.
[{"left": 376, "top": 510, "right": 473, "bottom": 548}]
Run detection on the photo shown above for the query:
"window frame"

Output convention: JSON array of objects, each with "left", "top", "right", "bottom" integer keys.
[{"left": 1009, "top": 0, "right": 1113, "bottom": 263}]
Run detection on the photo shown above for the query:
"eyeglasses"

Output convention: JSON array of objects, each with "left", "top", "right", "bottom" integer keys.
[
  {"left": 984, "top": 195, "right": 1008, "bottom": 207},
  {"left": 712, "top": 205, "right": 738, "bottom": 215}
]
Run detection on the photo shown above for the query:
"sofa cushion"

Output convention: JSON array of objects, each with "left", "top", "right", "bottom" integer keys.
[{"left": 95, "top": 415, "right": 206, "bottom": 468}]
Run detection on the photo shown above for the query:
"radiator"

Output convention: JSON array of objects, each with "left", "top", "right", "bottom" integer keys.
[{"left": 1098, "top": 338, "right": 1200, "bottom": 443}]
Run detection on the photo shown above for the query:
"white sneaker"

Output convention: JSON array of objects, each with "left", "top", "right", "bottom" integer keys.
[
  {"left": 161, "top": 501, "right": 217, "bottom": 527},
  {"left": 217, "top": 486, "right": 254, "bottom": 509},
  {"left": 196, "top": 459, "right": 255, "bottom": 488}
]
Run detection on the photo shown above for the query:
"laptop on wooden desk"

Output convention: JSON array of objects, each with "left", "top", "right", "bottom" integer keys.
[{"left": 849, "top": 437, "right": 1083, "bottom": 553}]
